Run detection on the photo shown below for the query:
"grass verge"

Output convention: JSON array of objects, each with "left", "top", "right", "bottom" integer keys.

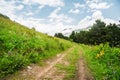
[{"left": 80, "top": 44, "right": 120, "bottom": 80}]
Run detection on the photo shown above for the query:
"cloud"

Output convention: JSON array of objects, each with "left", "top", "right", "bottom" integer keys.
[
  {"left": 85, "top": 0, "right": 112, "bottom": 10},
  {"left": 38, "top": 5, "right": 45, "bottom": 9},
  {"left": 22, "top": 0, "right": 64, "bottom": 7},
  {"left": 69, "top": 3, "right": 85, "bottom": 14},
  {"left": 25, "top": 12, "right": 34, "bottom": 16},
  {"left": 74, "top": 3, "right": 85, "bottom": 8},
  {"left": 16, "top": 5, "right": 24, "bottom": 10},
  {"left": 69, "top": 9, "right": 80, "bottom": 14},
  {"left": 92, "top": 10, "right": 103, "bottom": 19},
  {"left": 89, "top": 2, "right": 112, "bottom": 9},
  {"left": 49, "top": 7, "right": 73, "bottom": 24},
  {"left": 0, "top": 0, "right": 24, "bottom": 20},
  {"left": 16, "top": 17, "right": 74, "bottom": 36},
  {"left": 86, "top": 0, "right": 99, "bottom": 4},
  {"left": 76, "top": 10, "right": 118, "bottom": 30}
]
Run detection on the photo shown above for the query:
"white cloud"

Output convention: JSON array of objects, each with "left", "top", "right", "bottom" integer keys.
[
  {"left": 92, "top": 10, "right": 103, "bottom": 19},
  {"left": 22, "top": 0, "right": 64, "bottom": 7},
  {"left": 74, "top": 3, "right": 85, "bottom": 8},
  {"left": 16, "top": 17, "right": 74, "bottom": 36},
  {"left": 85, "top": 0, "right": 112, "bottom": 10},
  {"left": 16, "top": 5, "right": 24, "bottom": 10},
  {"left": 76, "top": 10, "right": 118, "bottom": 31},
  {"left": 49, "top": 7, "right": 73, "bottom": 24},
  {"left": 38, "top": 5, "right": 45, "bottom": 9},
  {"left": 86, "top": 0, "right": 99, "bottom": 4},
  {"left": 25, "top": 12, "right": 34, "bottom": 16},
  {"left": 69, "top": 3, "right": 85, "bottom": 15},
  {"left": 89, "top": 2, "right": 112, "bottom": 9},
  {"left": 0, "top": 0, "right": 23, "bottom": 20},
  {"left": 69, "top": 9, "right": 80, "bottom": 14}
]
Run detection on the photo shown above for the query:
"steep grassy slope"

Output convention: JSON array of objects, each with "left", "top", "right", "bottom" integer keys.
[{"left": 0, "top": 17, "right": 72, "bottom": 78}]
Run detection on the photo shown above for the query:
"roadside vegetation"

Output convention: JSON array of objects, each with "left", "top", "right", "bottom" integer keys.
[
  {"left": 80, "top": 44, "right": 120, "bottom": 80},
  {"left": 0, "top": 16, "right": 72, "bottom": 78}
]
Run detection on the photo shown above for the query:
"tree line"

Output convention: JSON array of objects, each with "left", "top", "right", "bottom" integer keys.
[{"left": 55, "top": 20, "right": 120, "bottom": 47}]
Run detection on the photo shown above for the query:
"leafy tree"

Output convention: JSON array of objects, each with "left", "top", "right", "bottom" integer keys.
[
  {"left": 69, "top": 20, "right": 120, "bottom": 47},
  {"left": 54, "top": 33, "right": 69, "bottom": 40},
  {"left": 69, "top": 31, "right": 77, "bottom": 42}
]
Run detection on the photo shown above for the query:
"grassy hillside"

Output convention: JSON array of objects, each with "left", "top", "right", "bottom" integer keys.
[{"left": 0, "top": 17, "right": 72, "bottom": 78}]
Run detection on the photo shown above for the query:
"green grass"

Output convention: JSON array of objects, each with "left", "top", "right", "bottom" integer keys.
[
  {"left": 80, "top": 44, "right": 120, "bottom": 80},
  {"left": 0, "top": 17, "right": 72, "bottom": 78},
  {"left": 56, "top": 45, "right": 80, "bottom": 80}
]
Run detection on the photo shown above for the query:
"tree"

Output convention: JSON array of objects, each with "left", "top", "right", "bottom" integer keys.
[
  {"left": 54, "top": 33, "right": 69, "bottom": 40},
  {"left": 68, "top": 20, "right": 120, "bottom": 47},
  {"left": 69, "top": 31, "right": 77, "bottom": 42}
]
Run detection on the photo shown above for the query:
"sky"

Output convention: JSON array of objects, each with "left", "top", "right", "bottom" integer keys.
[{"left": 0, "top": 0, "right": 120, "bottom": 35}]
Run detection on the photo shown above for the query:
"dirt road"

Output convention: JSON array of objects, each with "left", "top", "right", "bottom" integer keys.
[{"left": 4, "top": 46, "right": 93, "bottom": 80}]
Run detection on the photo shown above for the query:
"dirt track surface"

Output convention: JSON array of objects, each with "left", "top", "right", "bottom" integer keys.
[{"left": 76, "top": 50, "right": 93, "bottom": 80}]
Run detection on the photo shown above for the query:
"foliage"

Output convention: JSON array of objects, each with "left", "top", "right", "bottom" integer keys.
[
  {"left": 54, "top": 33, "right": 69, "bottom": 40},
  {"left": 80, "top": 43, "right": 120, "bottom": 80},
  {"left": 0, "top": 17, "right": 72, "bottom": 78},
  {"left": 69, "top": 20, "right": 120, "bottom": 47}
]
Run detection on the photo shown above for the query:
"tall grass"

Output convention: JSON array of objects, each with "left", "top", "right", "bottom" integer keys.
[
  {"left": 80, "top": 44, "right": 120, "bottom": 80},
  {"left": 0, "top": 17, "right": 72, "bottom": 78}
]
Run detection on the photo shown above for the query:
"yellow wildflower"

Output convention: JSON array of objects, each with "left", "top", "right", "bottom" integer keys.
[
  {"left": 100, "top": 50, "right": 104, "bottom": 56},
  {"left": 96, "top": 50, "right": 104, "bottom": 59},
  {"left": 96, "top": 53, "right": 100, "bottom": 58}
]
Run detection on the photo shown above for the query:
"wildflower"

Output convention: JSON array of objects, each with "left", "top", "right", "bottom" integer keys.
[
  {"left": 100, "top": 50, "right": 104, "bottom": 56},
  {"left": 96, "top": 50, "right": 104, "bottom": 59},
  {"left": 96, "top": 53, "right": 100, "bottom": 58}
]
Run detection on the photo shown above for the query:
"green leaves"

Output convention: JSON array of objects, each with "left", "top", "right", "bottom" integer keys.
[{"left": 69, "top": 20, "right": 120, "bottom": 47}]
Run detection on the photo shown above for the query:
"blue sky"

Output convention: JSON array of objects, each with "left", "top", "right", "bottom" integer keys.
[{"left": 0, "top": 0, "right": 120, "bottom": 35}]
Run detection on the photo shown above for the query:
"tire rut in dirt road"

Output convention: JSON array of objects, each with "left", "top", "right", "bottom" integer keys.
[{"left": 76, "top": 51, "right": 93, "bottom": 80}]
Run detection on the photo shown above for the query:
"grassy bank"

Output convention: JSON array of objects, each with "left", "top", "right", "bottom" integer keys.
[
  {"left": 80, "top": 44, "right": 120, "bottom": 80},
  {"left": 0, "top": 17, "right": 72, "bottom": 78}
]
